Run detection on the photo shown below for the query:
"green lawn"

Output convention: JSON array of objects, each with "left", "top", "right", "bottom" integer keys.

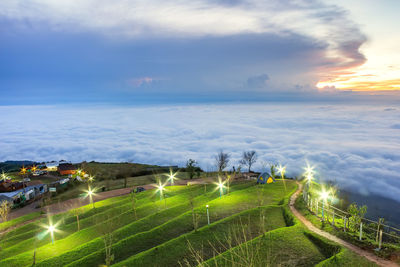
[{"left": 0, "top": 179, "right": 380, "bottom": 267}]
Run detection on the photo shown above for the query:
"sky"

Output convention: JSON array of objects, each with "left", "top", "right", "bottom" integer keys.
[
  {"left": 1, "top": 1, "right": 399, "bottom": 202},
  {"left": 1, "top": 0, "right": 399, "bottom": 103}
]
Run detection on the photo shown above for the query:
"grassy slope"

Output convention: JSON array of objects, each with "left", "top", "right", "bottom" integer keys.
[
  {"left": 0, "top": 212, "right": 41, "bottom": 232},
  {"left": 114, "top": 206, "right": 287, "bottom": 267},
  {"left": 66, "top": 182, "right": 287, "bottom": 267},
  {"left": 36, "top": 182, "right": 253, "bottom": 267},
  {"left": 0, "top": 185, "right": 198, "bottom": 266},
  {"left": 2, "top": 179, "right": 378, "bottom": 267},
  {"left": 112, "top": 182, "right": 297, "bottom": 267}
]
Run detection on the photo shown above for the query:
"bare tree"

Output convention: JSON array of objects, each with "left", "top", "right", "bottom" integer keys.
[
  {"left": 239, "top": 151, "right": 257, "bottom": 172},
  {"left": 215, "top": 150, "right": 230, "bottom": 173},
  {"left": 0, "top": 201, "right": 10, "bottom": 223},
  {"left": 186, "top": 159, "right": 198, "bottom": 180}
]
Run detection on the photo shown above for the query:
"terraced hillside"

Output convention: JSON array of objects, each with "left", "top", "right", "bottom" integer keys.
[{"left": 0, "top": 180, "right": 376, "bottom": 266}]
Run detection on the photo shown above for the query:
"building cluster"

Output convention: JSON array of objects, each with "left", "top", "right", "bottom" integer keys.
[{"left": 0, "top": 161, "right": 78, "bottom": 209}]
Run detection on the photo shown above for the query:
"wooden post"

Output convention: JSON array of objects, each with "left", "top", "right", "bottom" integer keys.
[
  {"left": 378, "top": 229, "right": 383, "bottom": 250},
  {"left": 359, "top": 222, "right": 363, "bottom": 241},
  {"left": 344, "top": 217, "right": 347, "bottom": 232},
  {"left": 332, "top": 209, "right": 335, "bottom": 226},
  {"left": 316, "top": 201, "right": 319, "bottom": 217},
  {"left": 376, "top": 218, "right": 382, "bottom": 243}
]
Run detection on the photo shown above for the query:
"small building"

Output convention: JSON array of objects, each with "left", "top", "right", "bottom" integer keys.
[
  {"left": 0, "top": 180, "right": 24, "bottom": 192},
  {"left": 58, "top": 163, "right": 76, "bottom": 176},
  {"left": 257, "top": 172, "right": 275, "bottom": 184},
  {"left": 0, "top": 191, "right": 25, "bottom": 208},
  {"left": 45, "top": 161, "right": 59, "bottom": 171}
]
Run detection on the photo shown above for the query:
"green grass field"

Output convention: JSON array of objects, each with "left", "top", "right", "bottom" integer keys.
[{"left": 0, "top": 179, "right": 378, "bottom": 266}]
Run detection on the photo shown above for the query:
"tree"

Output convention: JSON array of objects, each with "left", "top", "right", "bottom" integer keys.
[
  {"left": 186, "top": 159, "right": 197, "bottom": 179},
  {"left": 347, "top": 203, "right": 367, "bottom": 232},
  {"left": 215, "top": 150, "right": 230, "bottom": 173},
  {"left": 270, "top": 164, "right": 277, "bottom": 178},
  {"left": 0, "top": 201, "right": 10, "bottom": 223},
  {"left": 239, "top": 151, "right": 257, "bottom": 172}
]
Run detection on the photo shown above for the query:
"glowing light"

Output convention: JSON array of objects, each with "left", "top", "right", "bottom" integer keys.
[
  {"left": 88, "top": 175, "right": 94, "bottom": 182},
  {"left": 20, "top": 166, "right": 27, "bottom": 174},
  {"left": 1, "top": 171, "right": 7, "bottom": 180},
  {"left": 31, "top": 165, "right": 37, "bottom": 172},
  {"left": 320, "top": 188, "right": 330, "bottom": 202},
  {"left": 277, "top": 165, "right": 286, "bottom": 175},
  {"left": 156, "top": 182, "right": 166, "bottom": 200},
  {"left": 85, "top": 186, "right": 96, "bottom": 208},
  {"left": 214, "top": 178, "right": 226, "bottom": 199},
  {"left": 48, "top": 225, "right": 55, "bottom": 233},
  {"left": 44, "top": 222, "right": 58, "bottom": 244},
  {"left": 167, "top": 170, "right": 177, "bottom": 185},
  {"left": 304, "top": 164, "right": 314, "bottom": 176}
]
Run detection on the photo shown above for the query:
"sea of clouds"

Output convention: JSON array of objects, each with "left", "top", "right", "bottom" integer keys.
[{"left": 0, "top": 103, "right": 399, "bottom": 202}]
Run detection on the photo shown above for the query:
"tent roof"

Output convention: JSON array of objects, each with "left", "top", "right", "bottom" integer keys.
[{"left": 258, "top": 172, "right": 270, "bottom": 178}]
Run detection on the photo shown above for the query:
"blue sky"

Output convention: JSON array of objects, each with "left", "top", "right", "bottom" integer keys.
[{"left": 1, "top": 0, "right": 399, "bottom": 104}]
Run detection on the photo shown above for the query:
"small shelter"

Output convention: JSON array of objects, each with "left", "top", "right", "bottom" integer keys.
[
  {"left": 58, "top": 163, "right": 76, "bottom": 175},
  {"left": 257, "top": 172, "right": 275, "bottom": 184}
]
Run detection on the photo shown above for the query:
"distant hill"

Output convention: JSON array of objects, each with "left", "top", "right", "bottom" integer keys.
[{"left": 0, "top": 160, "right": 37, "bottom": 172}]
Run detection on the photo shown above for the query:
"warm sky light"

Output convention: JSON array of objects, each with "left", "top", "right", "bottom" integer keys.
[{"left": 317, "top": 0, "right": 400, "bottom": 91}]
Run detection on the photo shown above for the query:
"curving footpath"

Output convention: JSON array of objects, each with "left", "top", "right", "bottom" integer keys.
[{"left": 290, "top": 182, "right": 398, "bottom": 267}]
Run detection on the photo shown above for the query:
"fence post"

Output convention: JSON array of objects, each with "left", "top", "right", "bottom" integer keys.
[
  {"left": 359, "top": 222, "right": 363, "bottom": 241},
  {"left": 344, "top": 217, "right": 347, "bottom": 232},
  {"left": 332, "top": 209, "right": 335, "bottom": 226},
  {"left": 316, "top": 201, "right": 319, "bottom": 217},
  {"left": 376, "top": 218, "right": 382, "bottom": 243},
  {"left": 378, "top": 229, "right": 383, "bottom": 250}
]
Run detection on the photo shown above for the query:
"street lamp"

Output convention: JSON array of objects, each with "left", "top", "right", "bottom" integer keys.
[
  {"left": 168, "top": 171, "right": 177, "bottom": 186},
  {"left": 278, "top": 164, "right": 287, "bottom": 191},
  {"left": 86, "top": 186, "right": 95, "bottom": 208},
  {"left": 206, "top": 205, "right": 210, "bottom": 225},
  {"left": 157, "top": 183, "right": 165, "bottom": 200},
  {"left": 88, "top": 175, "right": 94, "bottom": 183},
  {"left": 218, "top": 182, "right": 224, "bottom": 199},
  {"left": 320, "top": 189, "right": 330, "bottom": 221}
]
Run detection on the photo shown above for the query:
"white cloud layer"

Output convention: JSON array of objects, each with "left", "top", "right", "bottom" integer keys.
[{"left": 0, "top": 103, "right": 399, "bottom": 202}]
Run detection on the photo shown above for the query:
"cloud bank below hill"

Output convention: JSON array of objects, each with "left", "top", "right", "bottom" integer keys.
[{"left": 1, "top": 103, "right": 399, "bottom": 202}]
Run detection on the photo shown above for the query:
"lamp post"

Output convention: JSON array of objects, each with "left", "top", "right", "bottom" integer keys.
[
  {"left": 157, "top": 183, "right": 165, "bottom": 200},
  {"left": 218, "top": 182, "right": 224, "bottom": 199},
  {"left": 320, "top": 190, "right": 329, "bottom": 222},
  {"left": 206, "top": 205, "right": 210, "bottom": 225},
  {"left": 48, "top": 225, "right": 55, "bottom": 244},
  {"left": 168, "top": 173, "right": 175, "bottom": 186},
  {"left": 87, "top": 187, "right": 95, "bottom": 208}
]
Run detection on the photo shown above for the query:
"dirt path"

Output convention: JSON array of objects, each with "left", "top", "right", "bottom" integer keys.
[{"left": 290, "top": 182, "right": 398, "bottom": 267}]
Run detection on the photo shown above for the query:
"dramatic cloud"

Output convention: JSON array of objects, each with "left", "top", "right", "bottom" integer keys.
[
  {"left": 1, "top": 0, "right": 367, "bottom": 85},
  {"left": 1, "top": 104, "right": 399, "bottom": 202}
]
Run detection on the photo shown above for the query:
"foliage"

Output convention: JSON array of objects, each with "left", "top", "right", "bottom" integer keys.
[
  {"left": 347, "top": 203, "right": 367, "bottom": 232},
  {"left": 186, "top": 159, "right": 198, "bottom": 179},
  {"left": 0, "top": 201, "right": 11, "bottom": 223}
]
